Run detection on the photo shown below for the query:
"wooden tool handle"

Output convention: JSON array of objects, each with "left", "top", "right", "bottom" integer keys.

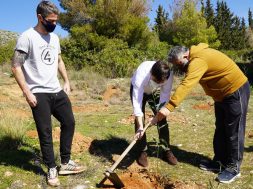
[{"left": 107, "top": 122, "right": 151, "bottom": 172}]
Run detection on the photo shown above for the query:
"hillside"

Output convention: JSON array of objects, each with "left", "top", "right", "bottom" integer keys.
[
  {"left": 0, "top": 69, "right": 253, "bottom": 188},
  {"left": 0, "top": 29, "right": 19, "bottom": 45}
]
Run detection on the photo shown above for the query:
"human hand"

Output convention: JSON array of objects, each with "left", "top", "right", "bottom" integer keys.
[
  {"left": 150, "top": 116, "right": 158, "bottom": 125},
  {"left": 134, "top": 116, "right": 144, "bottom": 140},
  {"left": 134, "top": 128, "right": 144, "bottom": 140},
  {"left": 151, "top": 107, "right": 170, "bottom": 125},
  {"left": 25, "top": 92, "right": 37, "bottom": 108},
  {"left": 63, "top": 82, "right": 71, "bottom": 95}
]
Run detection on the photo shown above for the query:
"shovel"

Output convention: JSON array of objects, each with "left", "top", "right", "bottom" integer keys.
[{"left": 97, "top": 122, "right": 151, "bottom": 188}]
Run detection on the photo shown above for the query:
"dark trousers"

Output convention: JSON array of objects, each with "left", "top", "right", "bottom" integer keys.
[
  {"left": 31, "top": 90, "right": 75, "bottom": 168},
  {"left": 130, "top": 85, "right": 170, "bottom": 152},
  {"left": 213, "top": 81, "right": 250, "bottom": 171}
]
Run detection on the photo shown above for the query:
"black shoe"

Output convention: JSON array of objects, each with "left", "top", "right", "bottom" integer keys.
[
  {"left": 216, "top": 167, "right": 241, "bottom": 183},
  {"left": 199, "top": 160, "right": 222, "bottom": 173}
]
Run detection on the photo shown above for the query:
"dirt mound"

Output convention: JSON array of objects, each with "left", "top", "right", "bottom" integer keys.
[
  {"left": 118, "top": 115, "right": 135, "bottom": 125},
  {"left": 0, "top": 83, "right": 24, "bottom": 103},
  {"left": 103, "top": 169, "right": 204, "bottom": 189},
  {"left": 118, "top": 113, "right": 190, "bottom": 126},
  {"left": 26, "top": 127, "right": 92, "bottom": 154},
  {"left": 103, "top": 170, "right": 163, "bottom": 189},
  {"left": 192, "top": 103, "right": 213, "bottom": 110},
  {"left": 248, "top": 130, "right": 253, "bottom": 138},
  {"left": 72, "top": 104, "right": 109, "bottom": 113},
  {"left": 168, "top": 113, "right": 189, "bottom": 125},
  {"left": 168, "top": 181, "right": 204, "bottom": 189},
  {"left": 103, "top": 85, "right": 121, "bottom": 102},
  {"left": 189, "top": 92, "right": 205, "bottom": 97}
]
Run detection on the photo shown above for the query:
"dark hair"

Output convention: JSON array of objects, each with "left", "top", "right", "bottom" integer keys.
[
  {"left": 36, "top": 1, "right": 59, "bottom": 18},
  {"left": 150, "top": 60, "right": 170, "bottom": 83}
]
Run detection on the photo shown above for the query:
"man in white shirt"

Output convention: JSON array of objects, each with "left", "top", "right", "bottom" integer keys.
[
  {"left": 130, "top": 60, "right": 178, "bottom": 167},
  {"left": 11, "top": 1, "right": 85, "bottom": 187}
]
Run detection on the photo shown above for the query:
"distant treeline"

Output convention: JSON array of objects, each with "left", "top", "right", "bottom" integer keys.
[{"left": 1, "top": 0, "right": 253, "bottom": 78}]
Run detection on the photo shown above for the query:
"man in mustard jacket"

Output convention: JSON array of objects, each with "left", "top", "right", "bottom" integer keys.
[{"left": 152, "top": 43, "right": 250, "bottom": 183}]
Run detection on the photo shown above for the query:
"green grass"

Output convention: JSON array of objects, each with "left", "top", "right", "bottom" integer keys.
[{"left": 1, "top": 71, "right": 253, "bottom": 188}]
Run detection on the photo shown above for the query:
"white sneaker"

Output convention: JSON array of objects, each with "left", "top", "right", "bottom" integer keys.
[
  {"left": 59, "top": 160, "right": 86, "bottom": 175},
  {"left": 47, "top": 167, "right": 60, "bottom": 187}
]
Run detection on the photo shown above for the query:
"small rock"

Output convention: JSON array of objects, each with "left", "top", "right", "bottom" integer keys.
[
  {"left": 4, "top": 171, "right": 13, "bottom": 177},
  {"left": 179, "top": 108, "right": 185, "bottom": 112},
  {"left": 74, "top": 185, "right": 88, "bottom": 189},
  {"left": 11, "top": 180, "right": 23, "bottom": 188}
]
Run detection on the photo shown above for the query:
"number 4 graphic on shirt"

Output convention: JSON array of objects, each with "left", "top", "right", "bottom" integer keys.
[
  {"left": 41, "top": 48, "right": 55, "bottom": 65},
  {"left": 44, "top": 51, "right": 51, "bottom": 62}
]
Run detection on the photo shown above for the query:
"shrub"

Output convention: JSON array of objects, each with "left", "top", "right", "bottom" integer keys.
[
  {"left": 61, "top": 33, "right": 170, "bottom": 78},
  {"left": 221, "top": 49, "right": 251, "bottom": 63},
  {"left": 0, "top": 40, "right": 16, "bottom": 65}
]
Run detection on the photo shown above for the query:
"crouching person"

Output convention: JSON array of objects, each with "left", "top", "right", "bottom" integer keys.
[{"left": 130, "top": 60, "right": 178, "bottom": 167}]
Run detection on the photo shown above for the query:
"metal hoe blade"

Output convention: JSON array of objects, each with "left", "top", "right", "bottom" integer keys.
[
  {"left": 97, "top": 123, "right": 151, "bottom": 188},
  {"left": 96, "top": 171, "right": 124, "bottom": 188},
  {"left": 107, "top": 171, "right": 124, "bottom": 188}
]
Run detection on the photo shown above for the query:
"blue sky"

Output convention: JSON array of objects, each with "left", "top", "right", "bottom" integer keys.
[{"left": 1, "top": 0, "right": 253, "bottom": 37}]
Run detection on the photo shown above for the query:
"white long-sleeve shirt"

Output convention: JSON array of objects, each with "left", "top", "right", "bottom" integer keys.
[{"left": 131, "top": 61, "right": 173, "bottom": 117}]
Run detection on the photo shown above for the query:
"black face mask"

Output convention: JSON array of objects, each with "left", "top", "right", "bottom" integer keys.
[{"left": 42, "top": 17, "right": 56, "bottom": 33}]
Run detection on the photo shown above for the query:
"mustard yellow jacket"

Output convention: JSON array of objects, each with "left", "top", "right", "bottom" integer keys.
[{"left": 166, "top": 43, "right": 248, "bottom": 111}]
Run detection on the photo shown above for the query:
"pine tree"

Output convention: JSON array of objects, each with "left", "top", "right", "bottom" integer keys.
[
  {"left": 200, "top": 0, "right": 204, "bottom": 15},
  {"left": 154, "top": 5, "right": 168, "bottom": 33},
  {"left": 240, "top": 18, "right": 248, "bottom": 48},
  {"left": 154, "top": 5, "right": 173, "bottom": 43},
  {"left": 214, "top": 1, "right": 234, "bottom": 49},
  {"left": 204, "top": 0, "right": 214, "bottom": 27},
  {"left": 231, "top": 16, "right": 245, "bottom": 49},
  {"left": 248, "top": 8, "right": 253, "bottom": 30}
]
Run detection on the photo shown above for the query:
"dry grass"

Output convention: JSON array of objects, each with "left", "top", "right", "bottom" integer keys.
[{"left": 0, "top": 69, "right": 253, "bottom": 189}]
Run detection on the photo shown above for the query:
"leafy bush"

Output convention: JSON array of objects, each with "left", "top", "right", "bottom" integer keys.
[
  {"left": 0, "top": 30, "right": 18, "bottom": 45},
  {"left": 0, "top": 40, "right": 16, "bottom": 65},
  {"left": 221, "top": 49, "right": 251, "bottom": 63},
  {"left": 61, "top": 29, "right": 169, "bottom": 78},
  {"left": 242, "top": 49, "right": 253, "bottom": 63}
]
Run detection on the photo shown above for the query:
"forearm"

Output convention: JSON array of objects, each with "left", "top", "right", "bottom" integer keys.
[
  {"left": 11, "top": 67, "right": 30, "bottom": 95},
  {"left": 166, "top": 60, "right": 207, "bottom": 111},
  {"left": 58, "top": 55, "right": 69, "bottom": 83},
  {"left": 11, "top": 50, "right": 30, "bottom": 95},
  {"left": 135, "top": 116, "right": 144, "bottom": 129}
]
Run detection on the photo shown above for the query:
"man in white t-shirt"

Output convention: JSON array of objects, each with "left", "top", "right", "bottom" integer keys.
[
  {"left": 11, "top": 1, "right": 85, "bottom": 187},
  {"left": 130, "top": 60, "right": 178, "bottom": 167}
]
